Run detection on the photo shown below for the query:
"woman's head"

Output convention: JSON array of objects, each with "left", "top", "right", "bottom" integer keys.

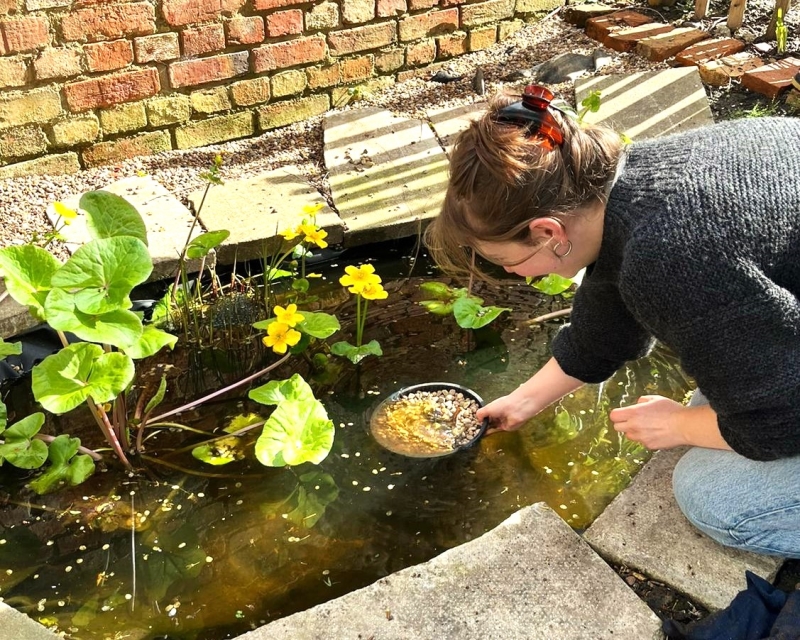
[{"left": 425, "top": 88, "right": 623, "bottom": 280}]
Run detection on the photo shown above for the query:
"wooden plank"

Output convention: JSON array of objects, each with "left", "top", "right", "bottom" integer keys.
[
  {"left": 727, "top": 0, "right": 747, "bottom": 31},
  {"left": 694, "top": 0, "right": 710, "bottom": 19},
  {"left": 766, "top": 0, "right": 791, "bottom": 40}
]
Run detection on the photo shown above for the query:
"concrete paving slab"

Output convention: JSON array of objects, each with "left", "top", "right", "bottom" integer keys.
[
  {"left": 0, "top": 281, "right": 40, "bottom": 339},
  {"left": 584, "top": 448, "right": 783, "bottom": 611},
  {"left": 575, "top": 67, "right": 714, "bottom": 140},
  {"left": 426, "top": 101, "right": 487, "bottom": 158},
  {"left": 0, "top": 602, "right": 61, "bottom": 639},
  {"left": 52, "top": 176, "right": 207, "bottom": 281},
  {"left": 189, "top": 167, "right": 343, "bottom": 264},
  {"left": 324, "top": 107, "right": 450, "bottom": 247},
  {"left": 236, "top": 503, "right": 662, "bottom": 640}
]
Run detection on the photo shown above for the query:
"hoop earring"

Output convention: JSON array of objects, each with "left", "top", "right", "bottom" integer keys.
[{"left": 553, "top": 240, "right": 573, "bottom": 258}]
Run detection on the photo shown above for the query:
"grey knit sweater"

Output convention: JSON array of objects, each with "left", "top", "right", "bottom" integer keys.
[{"left": 550, "top": 116, "right": 800, "bottom": 461}]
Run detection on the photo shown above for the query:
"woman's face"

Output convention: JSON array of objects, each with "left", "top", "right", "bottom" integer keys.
[{"left": 473, "top": 239, "right": 575, "bottom": 279}]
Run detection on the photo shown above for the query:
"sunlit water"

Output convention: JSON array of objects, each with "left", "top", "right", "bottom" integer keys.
[{"left": 0, "top": 246, "right": 693, "bottom": 639}]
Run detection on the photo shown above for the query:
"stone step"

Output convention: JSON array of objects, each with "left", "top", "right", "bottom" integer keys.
[
  {"left": 425, "top": 101, "right": 487, "bottom": 158},
  {"left": 575, "top": 67, "right": 714, "bottom": 141},
  {"left": 741, "top": 56, "right": 800, "bottom": 98},
  {"left": 604, "top": 23, "right": 675, "bottom": 53},
  {"left": 636, "top": 27, "right": 709, "bottom": 62},
  {"left": 584, "top": 448, "right": 784, "bottom": 611},
  {"left": 237, "top": 504, "right": 662, "bottom": 640},
  {"left": 323, "top": 107, "right": 449, "bottom": 247},
  {"left": 563, "top": 2, "right": 618, "bottom": 28},
  {"left": 189, "top": 168, "right": 343, "bottom": 264},
  {"left": 0, "top": 603, "right": 60, "bottom": 639},
  {"left": 585, "top": 9, "right": 652, "bottom": 43},
  {"left": 698, "top": 51, "right": 764, "bottom": 86},
  {"left": 673, "top": 37, "right": 746, "bottom": 67}
]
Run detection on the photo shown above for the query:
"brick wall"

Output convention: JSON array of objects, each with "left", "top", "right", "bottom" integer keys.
[{"left": 0, "top": 0, "right": 561, "bottom": 177}]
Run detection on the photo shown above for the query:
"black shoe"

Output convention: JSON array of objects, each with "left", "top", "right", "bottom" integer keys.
[{"left": 793, "top": 71, "right": 800, "bottom": 92}]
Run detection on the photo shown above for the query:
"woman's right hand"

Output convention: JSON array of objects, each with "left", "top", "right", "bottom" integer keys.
[{"left": 476, "top": 392, "right": 540, "bottom": 434}]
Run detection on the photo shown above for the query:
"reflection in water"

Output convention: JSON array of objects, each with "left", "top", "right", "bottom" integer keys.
[{"left": 0, "top": 252, "right": 693, "bottom": 640}]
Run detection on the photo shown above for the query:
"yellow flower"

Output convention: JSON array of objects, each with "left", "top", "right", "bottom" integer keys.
[
  {"left": 300, "top": 224, "right": 328, "bottom": 249},
  {"left": 359, "top": 282, "right": 388, "bottom": 300},
  {"left": 339, "top": 264, "right": 381, "bottom": 293},
  {"left": 53, "top": 202, "right": 77, "bottom": 225},
  {"left": 303, "top": 202, "right": 324, "bottom": 215},
  {"left": 280, "top": 226, "right": 301, "bottom": 241},
  {"left": 262, "top": 322, "right": 301, "bottom": 354},
  {"left": 273, "top": 303, "right": 304, "bottom": 327}
]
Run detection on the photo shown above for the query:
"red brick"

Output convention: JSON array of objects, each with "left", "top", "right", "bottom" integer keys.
[
  {"left": 603, "top": 23, "right": 673, "bottom": 52},
  {"left": 377, "top": 0, "right": 405, "bottom": 17},
  {"left": 741, "top": 57, "right": 800, "bottom": 98},
  {"left": 134, "top": 33, "right": 180, "bottom": 62},
  {"left": 227, "top": 16, "right": 264, "bottom": 45},
  {"left": 698, "top": 52, "right": 763, "bottom": 86},
  {"left": 61, "top": 3, "right": 155, "bottom": 42},
  {"left": 399, "top": 9, "right": 457, "bottom": 42},
  {"left": 181, "top": 23, "right": 225, "bottom": 56},
  {"left": 162, "top": 0, "right": 245, "bottom": 27},
  {"left": 82, "top": 130, "right": 172, "bottom": 168},
  {"left": 64, "top": 68, "right": 160, "bottom": 112},
  {"left": 265, "top": 9, "right": 302, "bottom": 37},
  {"left": 635, "top": 27, "right": 707, "bottom": 62},
  {"left": 586, "top": 10, "right": 650, "bottom": 42},
  {"left": 340, "top": 54, "right": 372, "bottom": 81},
  {"left": 34, "top": 47, "right": 81, "bottom": 79},
  {"left": 84, "top": 39, "right": 133, "bottom": 72},
  {"left": 1, "top": 15, "right": 49, "bottom": 52},
  {"left": 408, "top": 0, "right": 435, "bottom": 8},
  {"left": 0, "top": 0, "right": 17, "bottom": 16},
  {"left": 437, "top": 32, "right": 466, "bottom": 58},
  {"left": 673, "top": 37, "right": 745, "bottom": 66},
  {"left": 254, "top": 0, "right": 303, "bottom": 10},
  {"left": 327, "top": 22, "right": 395, "bottom": 55},
  {"left": 168, "top": 50, "right": 248, "bottom": 87},
  {"left": 406, "top": 39, "right": 435, "bottom": 66},
  {"left": 0, "top": 56, "right": 27, "bottom": 87},
  {"left": 252, "top": 36, "right": 326, "bottom": 72},
  {"left": 306, "top": 62, "right": 340, "bottom": 88}
]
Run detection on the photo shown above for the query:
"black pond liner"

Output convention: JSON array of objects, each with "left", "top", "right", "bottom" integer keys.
[{"left": 369, "top": 381, "right": 490, "bottom": 458}]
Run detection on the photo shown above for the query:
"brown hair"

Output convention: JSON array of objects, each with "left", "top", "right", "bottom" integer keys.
[{"left": 425, "top": 89, "right": 623, "bottom": 280}]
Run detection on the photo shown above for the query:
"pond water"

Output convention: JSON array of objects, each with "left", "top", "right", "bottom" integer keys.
[{"left": 0, "top": 243, "right": 693, "bottom": 640}]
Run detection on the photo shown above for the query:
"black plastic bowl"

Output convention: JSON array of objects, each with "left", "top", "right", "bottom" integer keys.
[{"left": 369, "top": 382, "right": 490, "bottom": 458}]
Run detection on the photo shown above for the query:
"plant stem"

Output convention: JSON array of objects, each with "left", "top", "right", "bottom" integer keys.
[
  {"left": 88, "top": 401, "right": 133, "bottom": 471},
  {"left": 524, "top": 307, "right": 572, "bottom": 325},
  {"left": 166, "top": 419, "right": 265, "bottom": 456},
  {"left": 28, "top": 434, "right": 102, "bottom": 461},
  {"left": 355, "top": 294, "right": 362, "bottom": 347},
  {"left": 140, "top": 454, "right": 262, "bottom": 479},
  {"left": 359, "top": 298, "right": 369, "bottom": 347},
  {"left": 146, "top": 353, "right": 290, "bottom": 425}
]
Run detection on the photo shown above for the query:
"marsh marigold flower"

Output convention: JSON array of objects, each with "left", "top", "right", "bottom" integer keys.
[
  {"left": 339, "top": 264, "right": 381, "bottom": 293},
  {"left": 302, "top": 203, "right": 324, "bottom": 216},
  {"left": 300, "top": 224, "right": 328, "bottom": 249},
  {"left": 359, "top": 282, "right": 388, "bottom": 300},
  {"left": 273, "top": 303, "right": 304, "bottom": 327},
  {"left": 262, "top": 322, "right": 301, "bottom": 354},
  {"left": 280, "top": 226, "right": 301, "bottom": 241}
]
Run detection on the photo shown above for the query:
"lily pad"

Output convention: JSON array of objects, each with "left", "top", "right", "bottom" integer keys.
[
  {"left": 249, "top": 373, "right": 315, "bottom": 406},
  {"left": 330, "top": 340, "right": 383, "bottom": 364},
  {"left": 255, "top": 397, "right": 334, "bottom": 467},
  {"left": 452, "top": 297, "right": 510, "bottom": 329}
]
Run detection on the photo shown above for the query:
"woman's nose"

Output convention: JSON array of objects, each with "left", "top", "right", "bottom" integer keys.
[{"left": 503, "top": 265, "right": 516, "bottom": 274}]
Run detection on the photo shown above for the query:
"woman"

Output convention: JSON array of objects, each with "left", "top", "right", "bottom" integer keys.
[{"left": 425, "top": 85, "right": 800, "bottom": 557}]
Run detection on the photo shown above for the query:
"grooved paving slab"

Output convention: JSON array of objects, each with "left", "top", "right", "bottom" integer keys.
[
  {"left": 324, "top": 107, "right": 450, "bottom": 246},
  {"left": 52, "top": 176, "right": 207, "bottom": 281},
  {"left": 237, "top": 503, "right": 662, "bottom": 640},
  {"left": 190, "top": 168, "right": 343, "bottom": 264},
  {"left": 584, "top": 448, "right": 783, "bottom": 611},
  {"left": 426, "top": 101, "right": 487, "bottom": 157},
  {"left": 0, "top": 603, "right": 60, "bottom": 639},
  {"left": 576, "top": 67, "right": 713, "bottom": 140}
]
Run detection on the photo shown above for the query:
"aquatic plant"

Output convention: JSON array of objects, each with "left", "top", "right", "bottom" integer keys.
[
  {"left": 331, "top": 263, "right": 387, "bottom": 363},
  {"left": 418, "top": 281, "right": 510, "bottom": 329},
  {"left": 527, "top": 274, "right": 575, "bottom": 297}
]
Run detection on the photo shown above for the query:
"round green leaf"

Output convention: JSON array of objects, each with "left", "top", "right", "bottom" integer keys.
[
  {"left": 0, "top": 338, "right": 22, "bottom": 359},
  {"left": 532, "top": 273, "right": 574, "bottom": 296},
  {"left": 51, "top": 237, "right": 152, "bottom": 315},
  {"left": 453, "top": 297, "right": 510, "bottom": 329},
  {"left": 192, "top": 437, "right": 244, "bottom": 466},
  {"left": 418, "top": 282, "right": 453, "bottom": 299},
  {"left": 0, "top": 245, "right": 61, "bottom": 321},
  {"left": 122, "top": 325, "right": 178, "bottom": 359},
  {"left": 186, "top": 230, "right": 230, "bottom": 259},
  {"left": 4, "top": 412, "right": 44, "bottom": 440},
  {"left": 255, "top": 397, "right": 334, "bottom": 467},
  {"left": 0, "top": 438, "right": 48, "bottom": 469},
  {"left": 297, "top": 311, "right": 340, "bottom": 339},
  {"left": 331, "top": 340, "right": 382, "bottom": 364},
  {"left": 419, "top": 300, "right": 454, "bottom": 316},
  {"left": 249, "top": 373, "right": 315, "bottom": 406},
  {"left": 79, "top": 190, "right": 148, "bottom": 245},
  {"left": 28, "top": 435, "right": 95, "bottom": 494},
  {"left": 45, "top": 288, "right": 143, "bottom": 349},
  {"left": 32, "top": 343, "right": 135, "bottom": 414}
]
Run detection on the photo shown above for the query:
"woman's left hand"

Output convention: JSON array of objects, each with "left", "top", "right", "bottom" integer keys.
[{"left": 609, "top": 395, "right": 688, "bottom": 450}]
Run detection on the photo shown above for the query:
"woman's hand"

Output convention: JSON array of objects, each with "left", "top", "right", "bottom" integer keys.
[
  {"left": 609, "top": 395, "right": 689, "bottom": 450},
  {"left": 476, "top": 393, "right": 540, "bottom": 434}
]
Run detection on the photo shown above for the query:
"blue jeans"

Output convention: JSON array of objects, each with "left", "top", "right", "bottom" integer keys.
[{"left": 672, "top": 390, "right": 800, "bottom": 558}]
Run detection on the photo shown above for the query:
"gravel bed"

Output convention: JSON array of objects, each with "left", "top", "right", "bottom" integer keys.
[{"left": 0, "top": 11, "right": 664, "bottom": 257}]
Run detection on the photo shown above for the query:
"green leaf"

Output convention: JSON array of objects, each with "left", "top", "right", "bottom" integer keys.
[
  {"left": 79, "top": 190, "right": 148, "bottom": 245},
  {"left": 581, "top": 90, "right": 602, "bottom": 114},
  {"left": 532, "top": 273, "right": 574, "bottom": 296},
  {"left": 292, "top": 278, "right": 309, "bottom": 293},
  {"left": 265, "top": 268, "right": 293, "bottom": 282},
  {"left": 330, "top": 340, "right": 382, "bottom": 364},
  {"left": 185, "top": 230, "right": 230, "bottom": 259},
  {"left": 143, "top": 375, "right": 167, "bottom": 417},
  {"left": 418, "top": 282, "right": 453, "bottom": 300},
  {"left": 51, "top": 237, "right": 152, "bottom": 315},
  {"left": 289, "top": 331, "right": 312, "bottom": 355},
  {"left": 255, "top": 397, "right": 334, "bottom": 467},
  {"left": 419, "top": 300, "right": 454, "bottom": 316},
  {"left": 0, "top": 399, "right": 6, "bottom": 433},
  {"left": 452, "top": 297, "right": 510, "bottom": 329},
  {"left": 286, "top": 471, "right": 339, "bottom": 528},
  {"left": 249, "top": 373, "right": 315, "bottom": 406},
  {"left": 297, "top": 311, "right": 340, "bottom": 339},
  {"left": 252, "top": 317, "right": 276, "bottom": 330},
  {"left": 0, "top": 438, "right": 48, "bottom": 470},
  {"left": 139, "top": 524, "right": 205, "bottom": 601},
  {"left": 192, "top": 436, "right": 244, "bottom": 466},
  {"left": 122, "top": 324, "right": 178, "bottom": 359},
  {"left": 45, "top": 288, "right": 143, "bottom": 348},
  {"left": 224, "top": 412, "right": 263, "bottom": 433},
  {"left": 4, "top": 412, "right": 44, "bottom": 440},
  {"left": 0, "top": 245, "right": 61, "bottom": 321},
  {"left": 32, "top": 343, "right": 135, "bottom": 414},
  {"left": 0, "top": 338, "right": 22, "bottom": 359},
  {"left": 28, "top": 435, "right": 95, "bottom": 494}
]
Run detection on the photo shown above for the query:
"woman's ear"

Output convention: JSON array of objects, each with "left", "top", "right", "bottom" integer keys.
[{"left": 527, "top": 217, "right": 566, "bottom": 244}]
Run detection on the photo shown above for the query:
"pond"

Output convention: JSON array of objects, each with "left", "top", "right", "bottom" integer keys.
[{"left": 0, "top": 240, "right": 693, "bottom": 640}]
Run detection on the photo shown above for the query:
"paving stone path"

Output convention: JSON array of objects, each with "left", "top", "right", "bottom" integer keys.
[{"left": 1, "top": 66, "right": 788, "bottom": 639}]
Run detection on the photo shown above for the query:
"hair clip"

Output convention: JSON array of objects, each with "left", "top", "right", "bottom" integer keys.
[{"left": 495, "top": 84, "right": 564, "bottom": 149}]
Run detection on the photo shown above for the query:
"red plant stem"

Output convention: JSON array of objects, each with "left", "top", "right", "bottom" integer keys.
[
  {"left": 88, "top": 401, "right": 133, "bottom": 471},
  {"left": 34, "top": 434, "right": 103, "bottom": 462},
  {"left": 146, "top": 353, "right": 291, "bottom": 425}
]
